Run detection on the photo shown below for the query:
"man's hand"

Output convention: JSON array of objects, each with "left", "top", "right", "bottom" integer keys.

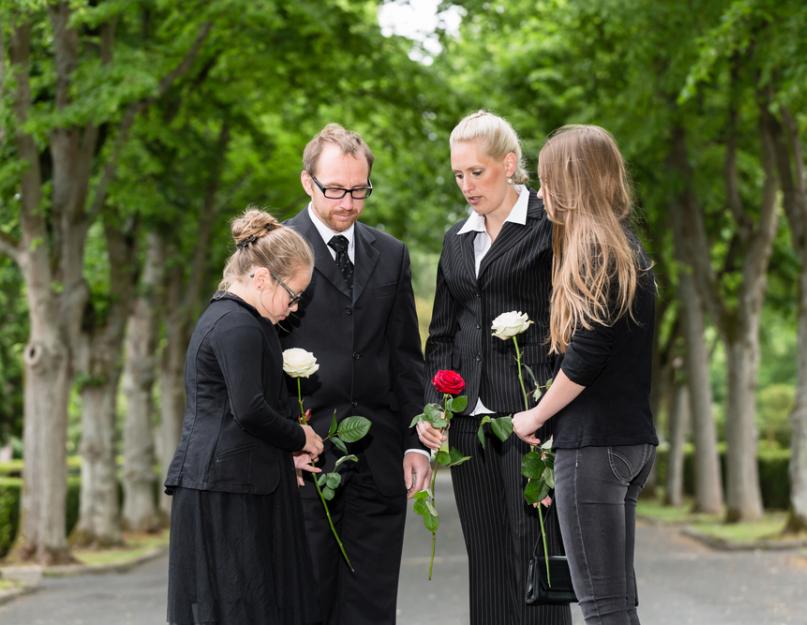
[
  {"left": 403, "top": 452, "right": 432, "bottom": 499},
  {"left": 415, "top": 421, "right": 447, "bottom": 450}
]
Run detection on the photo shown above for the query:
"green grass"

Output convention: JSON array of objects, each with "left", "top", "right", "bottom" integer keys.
[
  {"left": 0, "top": 578, "right": 19, "bottom": 591},
  {"left": 637, "top": 498, "right": 722, "bottom": 524},
  {"left": 693, "top": 512, "right": 790, "bottom": 544},
  {"left": 72, "top": 530, "right": 168, "bottom": 567},
  {"left": 638, "top": 497, "right": 794, "bottom": 545}
]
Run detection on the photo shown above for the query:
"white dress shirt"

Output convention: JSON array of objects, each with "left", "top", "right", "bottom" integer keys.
[
  {"left": 456, "top": 185, "right": 530, "bottom": 415},
  {"left": 306, "top": 204, "right": 429, "bottom": 460},
  {"left": 307, "top": 203, "right": 355, "bottom": 262}
]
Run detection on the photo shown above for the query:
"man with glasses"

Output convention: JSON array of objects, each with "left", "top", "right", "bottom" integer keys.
[{"left": 280, "top": 123, "right": 430, "bottom": 625}]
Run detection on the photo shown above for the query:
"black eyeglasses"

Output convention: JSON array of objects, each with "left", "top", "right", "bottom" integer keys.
[
  {"left": 271, "top": 271, "right": 303, "bottom": 306},
  {"left": 311, "top": 176, "right": 373, "bottom": 200}
]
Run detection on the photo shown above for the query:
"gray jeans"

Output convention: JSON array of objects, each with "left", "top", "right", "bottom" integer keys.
[{"left": 554, "top": 444, "right": 655, "bottom": 625}]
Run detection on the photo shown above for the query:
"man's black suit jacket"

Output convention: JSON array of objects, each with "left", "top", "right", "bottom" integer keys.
[
  {"left": 280, "top": 209, "right": 425, "bottom": 497},
  {"left": 425, "top": 190, "right": 557, "bottom": 412}
]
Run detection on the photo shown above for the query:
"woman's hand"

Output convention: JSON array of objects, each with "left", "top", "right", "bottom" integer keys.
[
  {"left": 512, "top": 408, "right": 543, "bottom": 446},
  {"left": 416, "top": 421, "right": 447, "bottom": 451},
  {"left": 301, "top": 424, "right": 324, "bottom": 456},
  {"left": 293, "top": 451, "right": 321, "bottom": 487}
]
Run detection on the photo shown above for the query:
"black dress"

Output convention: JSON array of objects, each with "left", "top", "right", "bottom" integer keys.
[{"left": 165, "top": 293, "right": 319, "bottom": 625}]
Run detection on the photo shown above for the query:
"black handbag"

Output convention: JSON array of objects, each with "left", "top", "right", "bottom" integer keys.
[{"left": 525, "top": 504, "right": 578, "bottom": 605}]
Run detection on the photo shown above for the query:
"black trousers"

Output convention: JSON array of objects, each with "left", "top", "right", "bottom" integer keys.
[
  {"left": 450, "top": 415, "right": 573, "bottom": 625},
  {"left": 300, "top": 456, "right": 407, "bottom": 625},
  {"left": 554, "top": 444, "right": 655, "bottom": 625}
]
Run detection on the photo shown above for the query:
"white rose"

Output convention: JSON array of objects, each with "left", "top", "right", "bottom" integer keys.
[
  {"left": 491, "top": 311, "right": 533, "bottom": 340},
  {"left": 282, "top": 348, "right": 320, "bottom": 378}
]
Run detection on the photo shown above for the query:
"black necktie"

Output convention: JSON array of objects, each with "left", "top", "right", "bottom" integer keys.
[{"left": 328, "top": 235, "right": 354, "bottom": 290}]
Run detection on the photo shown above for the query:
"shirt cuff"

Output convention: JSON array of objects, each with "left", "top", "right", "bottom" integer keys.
[{"left": 404, "top": 448, "right": 431, "bottom": 459}]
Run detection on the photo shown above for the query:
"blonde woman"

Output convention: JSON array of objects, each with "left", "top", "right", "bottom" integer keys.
[
  {"left": 420, "top": 111, "right": 571, "bottom": 625},
  {"left": 165, "top": 208, "right": 324, "bottom": 625},
  {"left": 513, "top": 125, "right": 658, "bottom": 625}
]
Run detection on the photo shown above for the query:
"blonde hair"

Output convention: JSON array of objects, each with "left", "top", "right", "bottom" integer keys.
[
  {"left": 218, "top": 207, "right": 313, "bottom": 291},
  {"left": 538, "top": 125, "right": 639, "bottom": 354},
  {"left": 449, "top": 110, "right": 529, "bottom": 184},
  {"left": 302, "top": 123, "right": 374, "bottom": 176}
]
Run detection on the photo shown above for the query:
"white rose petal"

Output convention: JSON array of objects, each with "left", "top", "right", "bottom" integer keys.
[
  {"left": 491, "top": 311, "right": 533, "bottom": 340},
  {"left": 282, "top": 348, "right": 320, "bottom": 378}
]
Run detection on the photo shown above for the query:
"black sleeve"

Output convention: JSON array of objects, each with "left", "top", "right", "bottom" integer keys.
[
  {"left": 560, "top": 319, "right": 616, "bottom": 387},
  {"left": 423, "top": 242, "right": 459, "bottom": 406},
  {"left": 211, "top": 322, "right": 306, "bottom": 452},
  {"left": 386, "top": 244, "right": 428, "bottom": 451}
]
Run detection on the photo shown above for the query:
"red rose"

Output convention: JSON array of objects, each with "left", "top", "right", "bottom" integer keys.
[{"left": 432, "top": 370, "right": 465, "bottom": 395}]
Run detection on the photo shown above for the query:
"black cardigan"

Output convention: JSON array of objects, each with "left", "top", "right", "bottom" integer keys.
[
  {"left": 552, "top": 256, "right": 659, "bottom": 449},
  {"left": 164, "top": 294, "right": 305, "bottom": 495}
]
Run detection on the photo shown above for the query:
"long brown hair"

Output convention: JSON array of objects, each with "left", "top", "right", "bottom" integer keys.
[{"left": 539, "top": 125, "right": 639, "bottom": 354}]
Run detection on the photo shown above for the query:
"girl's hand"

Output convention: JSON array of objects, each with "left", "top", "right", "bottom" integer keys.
[
  {"left": 512, "top": 409, "right": 543, "bottom": 445},
  {"left": 301, "top": 424, "right": 324, "bottom": 456},
  {"left": 293, "top": 451, "right": 321, "bottom": 486},
  {"left": 416, "top": 421, "right": 447, "bottom": 451}
]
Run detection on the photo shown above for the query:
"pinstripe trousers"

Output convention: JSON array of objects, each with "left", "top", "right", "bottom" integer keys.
[{"left": 450, "top": 415, "right": 573, "bottom": 625}]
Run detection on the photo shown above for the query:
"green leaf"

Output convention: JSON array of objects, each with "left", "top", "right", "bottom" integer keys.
[
  {"left": 435, "top": 450, "right": 452, "bottom": 466},
  {"left": 328, "top": 411, "right": 338, "bottom": 438},
  {"left": 337, "top": 416, "right": 372, "bottom": 443},
  {"left": 334, "top": 454, "right": 358, "bottom": 469},
  {"left": 424, "top": 403, "right": 443, "bottom": 421},
  {"left": 521, "top": 450, "right": 544, "bottom": 479},
  {"left": 331, "top": 437, "right": 348, "bottom": 454},
  {"left": 448, "top": 447, "right": 471, "bottom": 467},
  {"left": 477, "top": 416, "right": 491, "bottom": 449},
  {"left": 410, "top": 413, "right": 425, "bottom": 428},
  {"left": 325, "top": 472, "right": 342, "bottom": 489},
  {"left": 523, "top": 478, "right": 542, "bottom": 505},
  {"left": 317, "top": 474, "right": 328, "bottom": 487},
  {"left": 412, "top": 490, "right": 440, "bottom": 532},
  {"left": 542, "top": 466, "right": 555, "bottom": 489},
  {"left": 490, "top": 416, "right": 513, "bottom": 442},
  {"left": 321, "top": 486, "right": 335, "bottom": 501},
  {"left": 447, "top": 395, "right": 468, "bottom": 414}
]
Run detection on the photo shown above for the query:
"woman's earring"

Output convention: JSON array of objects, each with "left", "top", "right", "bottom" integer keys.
[{"left": 507, "top": 176, "right": 513, "bottom": 185}]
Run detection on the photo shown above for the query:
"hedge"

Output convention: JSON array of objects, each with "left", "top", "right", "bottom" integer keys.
[
  {"left": 654, "top": 446, "right": 791, "bottom": 510},
  {"left": 0, "top": 476, "right": 81, "bottom": 559}
]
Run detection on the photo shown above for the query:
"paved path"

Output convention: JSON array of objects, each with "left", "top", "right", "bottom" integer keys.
[{"left": 1, "top": 474, "right": 806, "bottom": 624}]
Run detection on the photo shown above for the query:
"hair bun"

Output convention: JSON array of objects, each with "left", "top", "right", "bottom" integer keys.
[{"left": 232, "top": 207, "right": 282, "bottom": 249}]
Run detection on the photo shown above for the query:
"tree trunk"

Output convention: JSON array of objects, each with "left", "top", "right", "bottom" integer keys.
[
  {"left": 9, "top": 19, "right": 74, "bottom": 565},
  {"left": 768, "top": 106, "right": 807, "bottom": 534},
  {"left": 73, "top": 377, "right": 122, "bottom": 547},
  {"left": 19, "top": 329, "right": 73, "bottom": 563},
  {"left": 122, "top": 234, "right": 164, "bottom": 531},
  {"left": 664, "top": 377, "right": 689, "bottom": 507},
  {"left": 723, "top": 322, "right": 765, "bottom": 522},
  {"left": 72, "top": 219, "right": 137, "bottom": 546},
  {"left": 720, "top": 94, "right": 781, "bottom": 523},
  {"left": 787, "top": 264, "right": 807, "bottom": 532},
  {"left": 678, "top": 272, "right": 724, "bottom": 514},
  {"left": 668, "top": 125, "right": 724, "bottom": 515},
  {"left": 158, "top": 268, "right": 189, "bottom": 516}
]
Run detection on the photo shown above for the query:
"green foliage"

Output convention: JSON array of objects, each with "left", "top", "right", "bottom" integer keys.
[{"left": 0, "top": 475, "right": 81, "bottom": 558}]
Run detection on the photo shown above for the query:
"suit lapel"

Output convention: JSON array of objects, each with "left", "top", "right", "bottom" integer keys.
[
  {"left": 458, "top": 230, "right": 478, "bottom": 282},
  {"left": 478, "top": 192, "right": 544, "bottom": 279},
  {"left": 290, "top": 210, "right": 351, "bottom": 300},
  {"left": 353, "top": 223, "right": 379, "bottom": 304}
]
